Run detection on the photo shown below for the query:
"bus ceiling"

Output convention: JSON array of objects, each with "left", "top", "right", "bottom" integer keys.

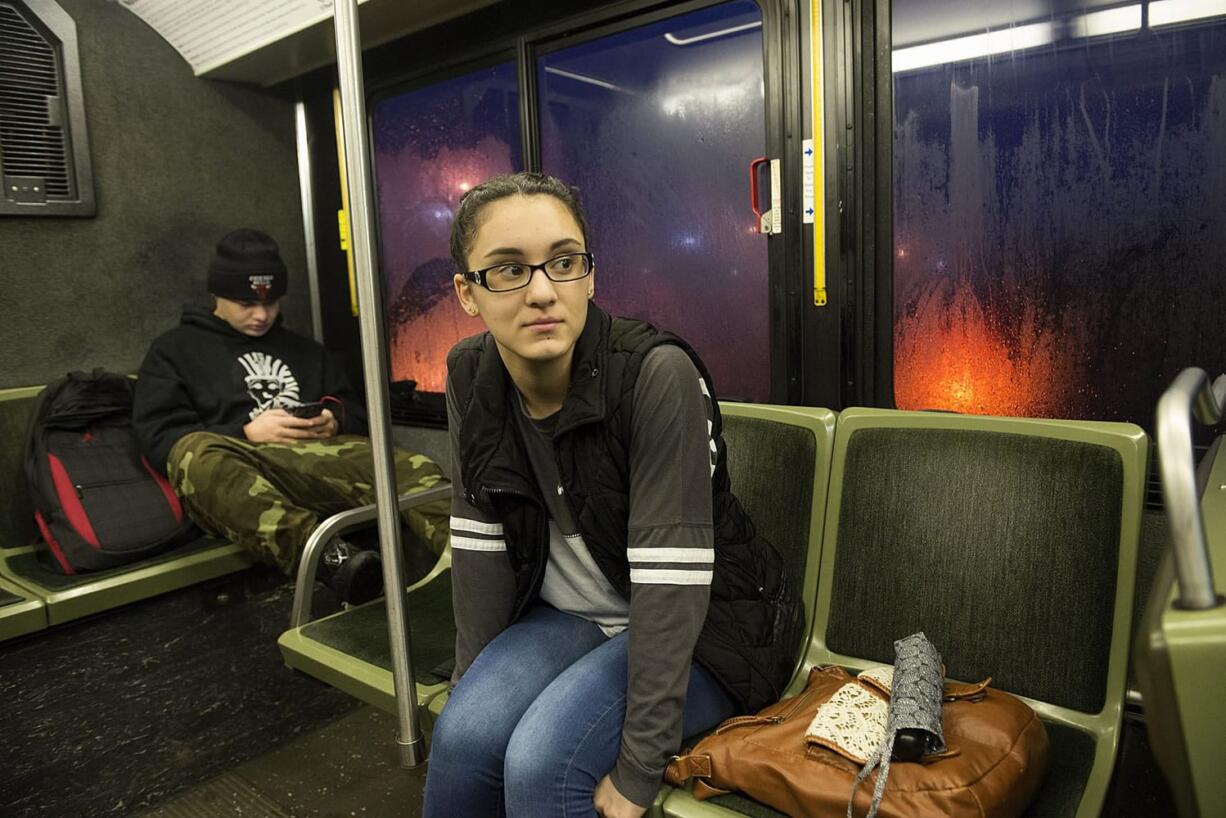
[{"left": 117, "top": 0, "right": 502, "bottom": 87}]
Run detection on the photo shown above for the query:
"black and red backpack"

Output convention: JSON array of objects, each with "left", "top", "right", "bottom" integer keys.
[{"left": 25, "top": 370, "right": 198, "bottom": 574}]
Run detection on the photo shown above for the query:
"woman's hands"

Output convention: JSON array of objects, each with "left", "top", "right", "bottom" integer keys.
[
  {"left": 594, "top": 775, "right": 646, "bottom": 818},
  {"left": 243, "top": 408, "right": 338, "bottom": 443}
]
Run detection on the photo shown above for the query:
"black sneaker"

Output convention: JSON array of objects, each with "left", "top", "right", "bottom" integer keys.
[
  {"left": 349, "top": 524, "right": 439, "bottom": 586},
  {"left": 321, "top": 539, "right": 384, "bottom": 606}
]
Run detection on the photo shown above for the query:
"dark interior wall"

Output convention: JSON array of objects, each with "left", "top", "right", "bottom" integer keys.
[{"left": 0, "top": 0, "right": 308, "bottom": 389}]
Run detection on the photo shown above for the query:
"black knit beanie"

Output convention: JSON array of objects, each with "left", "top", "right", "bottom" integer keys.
[{"left": 207, "top": 228, "right": 288, "bottom": 302}]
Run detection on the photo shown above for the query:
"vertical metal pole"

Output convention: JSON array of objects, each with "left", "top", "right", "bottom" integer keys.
[
  {"left": 332, "top": 0, "right": 426, "bottom": 767},
  {"left": 294, "top": 97, "right": 324, "bottom": 343}
]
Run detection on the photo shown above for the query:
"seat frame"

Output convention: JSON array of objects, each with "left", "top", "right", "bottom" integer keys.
[
  {"left": 288, "top": 482, "right": 452, "bottom": 628},
  {"left": 1136, "top": 435, "right": 1226, "bottom": 817},
  {"left": 279, "top": 484, "right": 456, "bottom": 713},
  {"left": 0, "top": 570, "right": 47, "bottom": 641},
  {"left": 278, "top": 551, "right": 455, "bottom": 713},
  {"left": 0, "top": 541, "right": 252, "bottom": 627}
]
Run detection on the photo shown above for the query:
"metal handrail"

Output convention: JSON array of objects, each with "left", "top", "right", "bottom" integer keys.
[
  {"left": 290, "top": 483, "right": 452, "bottom": 629},
  {"left": 1156, "top": 367, "right": 1226, "bottom": 610},
  {"left": 333, "top": 0, "right": 428, "bottom": 768}
]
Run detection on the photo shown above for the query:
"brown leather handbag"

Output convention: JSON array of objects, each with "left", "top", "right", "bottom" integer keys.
[{"left": 666, "top": 665, "right": 1049, "bottom": 818}]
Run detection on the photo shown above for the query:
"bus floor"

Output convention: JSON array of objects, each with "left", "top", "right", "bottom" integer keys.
[
  {"left": 132, "top": 705, "right": 427, "bottom": 818},
  {"left": 0, "top": 564, "right": 367, "bottom": 817}
]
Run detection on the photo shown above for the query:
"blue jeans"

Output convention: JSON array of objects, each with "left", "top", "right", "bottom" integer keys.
[{"left": 422, "top": 605, "right": 736, "bottom": 818}]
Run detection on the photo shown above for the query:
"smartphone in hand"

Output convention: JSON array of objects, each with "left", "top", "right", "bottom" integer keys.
[{"left": 290, "top": 401, "right": 326, "bottom": 418}]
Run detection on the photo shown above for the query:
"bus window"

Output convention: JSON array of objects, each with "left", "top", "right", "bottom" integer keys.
[
  {"left": 372, "top": 61, "right": 523, "bottom": 393},
  {"left": 538, "top": 0, "right": 769, "bottom": 402},
  {"left": 892, "top": 1, "right": 1226, "bottom": 424}
]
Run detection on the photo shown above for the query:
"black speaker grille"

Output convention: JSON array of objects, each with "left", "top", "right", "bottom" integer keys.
[{"left": 0, "top": 3, "right": 71, "bottom": 199}]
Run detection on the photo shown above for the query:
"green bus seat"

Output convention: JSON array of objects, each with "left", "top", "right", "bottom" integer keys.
[
  {"left": 0, "top": 572, "right": 47, "bottom": 641},
  {"left": 0, "top": 539, "right": 252, "bottom": 627},
  {"left": 663, "top": 407, "right": 1148, "bottom": 818},
  {"left": 0, "top": 384, "right": 254, "bottom": 634},
  {"left": 1134, "top": 372, "right": 1226, "bottom": 818},
  {"left": 277, "top": 478, "right": 456, "bottom": 713},
  {"left": 416, "top": 403, "right": 838, "bottom": 816},
  {"left": 278, "top": 556, "right": 456, "bottom": 714}
]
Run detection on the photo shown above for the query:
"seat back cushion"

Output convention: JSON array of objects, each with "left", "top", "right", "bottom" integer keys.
[
  {"left": 825, "top": 427, "right": 1123, "bottom": 713},
  {"left": 721, "top": 414, "right": 818, "bottom": 597},
  {"left": 0, "top": 395, "right": 38, "bottom": 549}
]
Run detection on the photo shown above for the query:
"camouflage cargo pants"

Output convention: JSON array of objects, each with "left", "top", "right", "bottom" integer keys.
[{"left": 167, "top": 431, "right": 450, "bottom": 576}]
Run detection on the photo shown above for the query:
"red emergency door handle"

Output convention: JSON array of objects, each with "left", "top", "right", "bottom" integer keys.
[{"left": 749, "top": 156, "right": 768, "bottom": 231}]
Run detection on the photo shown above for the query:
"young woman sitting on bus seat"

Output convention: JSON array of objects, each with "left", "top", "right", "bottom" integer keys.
[{"left": 424, "top": 172, "right": 804, "bottom": 818}]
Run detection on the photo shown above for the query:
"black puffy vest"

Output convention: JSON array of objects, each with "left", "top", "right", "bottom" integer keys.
[{"left": 449, "top": 302, "right": 804, "bottom": 712}]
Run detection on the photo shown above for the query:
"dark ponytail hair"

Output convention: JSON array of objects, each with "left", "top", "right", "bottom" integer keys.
[{"left": 449, "top": 172, "right": 589, "bottom": 272}]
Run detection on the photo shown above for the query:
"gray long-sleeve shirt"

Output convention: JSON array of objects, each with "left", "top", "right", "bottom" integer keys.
[{"left": 446, "top": 345, "right": 717, "bottom": 806}]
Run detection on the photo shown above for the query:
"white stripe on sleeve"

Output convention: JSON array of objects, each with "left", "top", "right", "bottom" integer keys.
[
  {"left": 451, "top": 535, "right": 508, "bottom": 552},
  {"left": 450, "top": 516, "right": 504, "bottom": 536},
  {"left": 626, "top": 547, "right": 715, "bottom": 564},
  {"left": 629, "top": 568, "right": 714, "bottom": 585}
]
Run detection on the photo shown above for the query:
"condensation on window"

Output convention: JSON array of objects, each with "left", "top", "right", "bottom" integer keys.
[
  {"left": 372, "top": 63, "right": 522, "bottom": 392},
  {"left": 538, "top": 0, "right": 769, "bottom": 402},
  {"left": 893, "top": 2, "right": 1226, "bottom": 425}
]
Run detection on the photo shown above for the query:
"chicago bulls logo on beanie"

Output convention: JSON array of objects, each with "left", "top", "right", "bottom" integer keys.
[{"left": 207, "top": 228, "right": 288, "bottom": 302}]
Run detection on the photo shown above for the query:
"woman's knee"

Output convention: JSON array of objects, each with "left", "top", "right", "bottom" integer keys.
[{"left": 431, "top": 687, "right": 518, "bottom": 772}]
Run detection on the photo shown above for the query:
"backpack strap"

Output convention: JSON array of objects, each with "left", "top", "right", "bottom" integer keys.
[{"left": 664, "top": 752, "right": 735, "bottom": 800}]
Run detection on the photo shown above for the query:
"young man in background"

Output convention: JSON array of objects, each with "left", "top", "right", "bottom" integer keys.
[{"left": 133, "top": 228, "right": 448, "bottom": 603}]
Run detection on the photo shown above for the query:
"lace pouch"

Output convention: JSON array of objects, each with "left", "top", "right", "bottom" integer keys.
[{"left": 804, "top": 680, "right": 889, "bottom": 764}]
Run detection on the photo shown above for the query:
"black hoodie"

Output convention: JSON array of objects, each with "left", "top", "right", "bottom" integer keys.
[{"left": 133, "top": 301, "right": 367, "bottom": 473}]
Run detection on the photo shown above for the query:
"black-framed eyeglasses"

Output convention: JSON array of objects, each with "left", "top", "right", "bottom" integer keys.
[{"left": 463, "top": 252, "right": 594, "bottom": 293}]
